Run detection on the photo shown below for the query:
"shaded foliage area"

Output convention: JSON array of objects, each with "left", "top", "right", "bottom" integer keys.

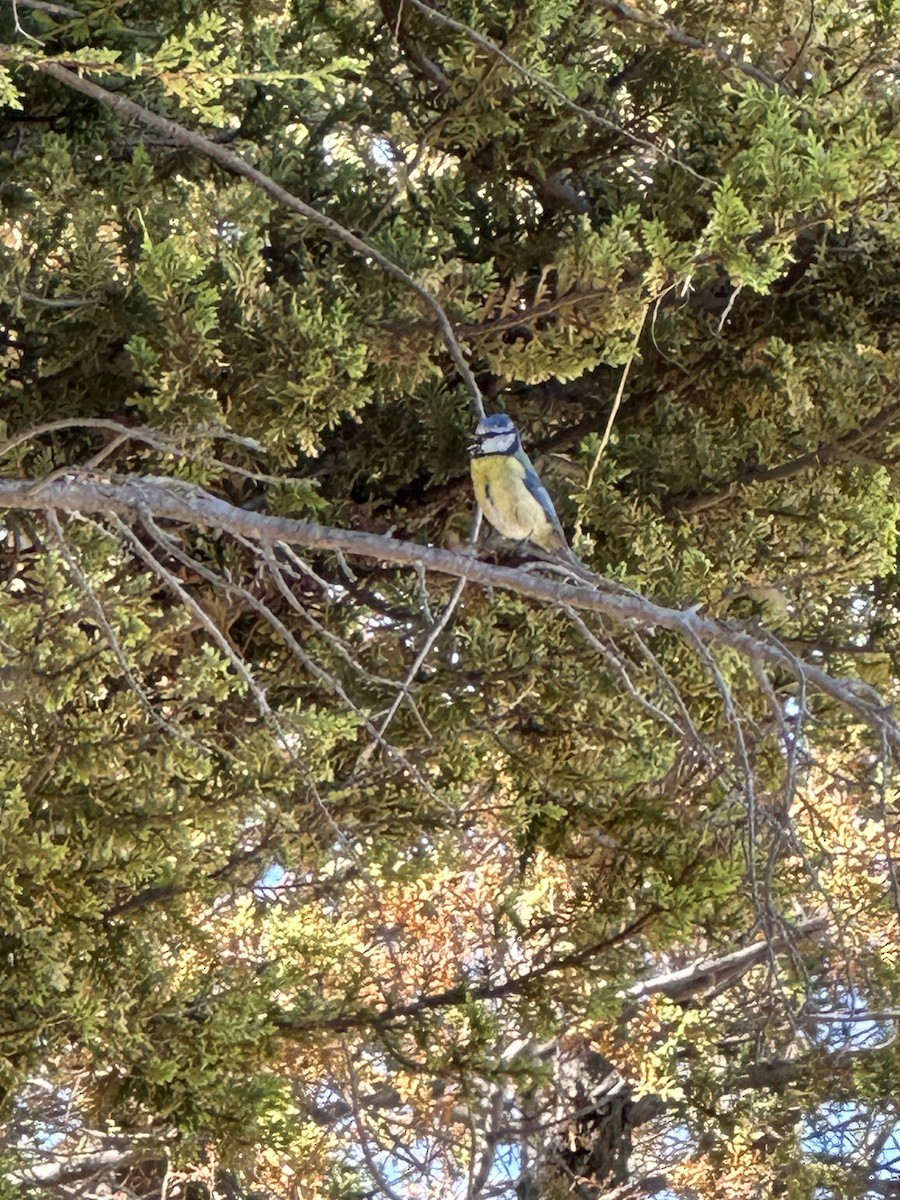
[{"left": 1, "top": 0, "right": 900, "bottom": 1196}]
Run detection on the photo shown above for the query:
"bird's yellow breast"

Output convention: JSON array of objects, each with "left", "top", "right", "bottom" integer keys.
[{"left": 470, "top": 454, "right": 548, "bottom": 543}]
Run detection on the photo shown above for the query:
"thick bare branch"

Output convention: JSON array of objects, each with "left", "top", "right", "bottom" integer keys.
[
  {"left": 628, "top": 915, "right": 828, "bottom": 1004},
  {"left": 0, "top": 472, "right": 896, "bottom": 748},
  {"left": 8, "top": 1148, "right": 163, "bottom": 1188}
]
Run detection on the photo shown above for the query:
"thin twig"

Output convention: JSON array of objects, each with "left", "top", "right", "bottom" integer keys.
[
  {"left": 378, "top": 575, "right": 466, "bottom": 741},
  {"left": 566, "top": 609, "right": 692, "bottom": 746},
  {"left": 261, "top": 544, "right": 405, "bottom": 693},
  {"left": 408, "top": 0, "right": 712, "bottom": 183},
  {"left": 582, "top": 306, "right": 647, "bottom": 500},
  {"left": 111, "top": 513, "right": 277, "bottom": 724},
  {"left": 240, "top": 537, "right": 444, "bottom": 797},
  {"left": 0, "top": 416, "right": 265, "bottom": 458},
  {"left": 44, "top": 511, "right": 210, "bottom": 753},
  {"left": 683, "top": 626, "right": 762, "bottom": 908},
  {"left": 376, "top": 511, "right": 481, "bottom": 741},
  {"left": 10, "top": 0, "right": 43, "bottom": 42},
  {"left": 630, "top": 628, "right": 713, "bottom": 759}
]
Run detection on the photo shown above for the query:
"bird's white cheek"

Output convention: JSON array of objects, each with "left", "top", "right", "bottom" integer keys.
[{"left": 478, "top": 432, "right": 518, "bottom": 455}]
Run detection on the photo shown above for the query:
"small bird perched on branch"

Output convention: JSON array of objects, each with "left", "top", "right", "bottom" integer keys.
[{"left": 469, "top": 413, "right": 594, "bottom": 581}]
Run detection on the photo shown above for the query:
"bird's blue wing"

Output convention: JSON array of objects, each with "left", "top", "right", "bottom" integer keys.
[{"left": 518, "top": 453, "right": 567, "bottom": 541}]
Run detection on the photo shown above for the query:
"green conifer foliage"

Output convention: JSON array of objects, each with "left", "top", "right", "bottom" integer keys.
[{"left": 1, "top": 0, "right": 900, "bottom": 1196}]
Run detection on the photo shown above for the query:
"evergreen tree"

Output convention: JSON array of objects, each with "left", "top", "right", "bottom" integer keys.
[{"left": 1, "top": 1, "right": 900, "bottom": 1196}]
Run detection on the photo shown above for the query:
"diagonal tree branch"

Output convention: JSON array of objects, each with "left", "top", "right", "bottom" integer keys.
[
  {"left": 627, "top": 915, "right": 828, "bottom": 1003},
  {"left": 2, "top": 472, "right": 898, "bottom": 749},
  {"left": 277, "top": 904, "right": 664, "bottom": 1034},
  {"left": 406, "top": 0, "right": 711, "bottom": 181},
  {"left": 593, "top": 0, "right": 783, "bottom": 92},
  {"left": 28, "top": 60, "right": 486, "bottom": 417},
  {"left": 276, "top": 910, "right": 829, "bottom": 1037},
  {"left": 669, "top": 398, "right": 900, "bottom": 514}
]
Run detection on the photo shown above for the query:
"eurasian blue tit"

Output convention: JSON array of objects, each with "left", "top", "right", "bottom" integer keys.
[{"left": 469, "top": 413, "right": 589, "bottom": 574}]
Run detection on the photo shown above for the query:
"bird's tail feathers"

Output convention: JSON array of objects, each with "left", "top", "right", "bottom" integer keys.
[{"left": 526, "top": 544, "right": 598, "bottom": 585}]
